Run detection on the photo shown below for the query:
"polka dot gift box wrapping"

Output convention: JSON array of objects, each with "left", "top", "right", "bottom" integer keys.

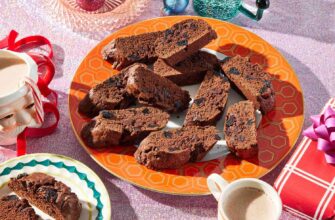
[{"left": 274, "top": 97, "right": 335, "bottom": 220}]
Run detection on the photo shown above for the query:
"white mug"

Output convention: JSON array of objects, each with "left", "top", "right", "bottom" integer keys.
[
  {"left": 207, "top": 174, "right": 282, "bottom": 220},
  {"left": 0, "top": 49, "right": 44, "bottom": 145}
]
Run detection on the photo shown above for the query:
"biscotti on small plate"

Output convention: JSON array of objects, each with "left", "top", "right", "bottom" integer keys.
[
  {"left": 0, "top": 195, "right": 39, "bottom": 220},
  {"left": 224, "top": 101, "right": 258, "bottom": 159},
  {"left": 155, "top": 19, "right": 217, "bottom": 66},
  {"left": 135, "top": 126, "right": 220, "bottom": 170},
  {"left": 8, "top": 173, "right": 82, "bottom": 220},
  {"left": 153, "top": 51, "right": 219, "bottom": 86},
  {"left": 81, "top": 107, "right": 169, "bottom": 148},
  {"left": 184, "top": 70, "right": 231, "bottom": 126},
  {"left": 101, "top": 31, "right": 162, "bottom": 69},
  {"left": 220, "top": 55, "right": 275, "bottom": 114},
  {"left": 125, "top": 64, "right": 191, "bottom": 113}
]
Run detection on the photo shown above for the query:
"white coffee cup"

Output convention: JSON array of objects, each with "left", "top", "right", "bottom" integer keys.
[{"left": 207, "top": 174, "right": 282, "bottom": 220}]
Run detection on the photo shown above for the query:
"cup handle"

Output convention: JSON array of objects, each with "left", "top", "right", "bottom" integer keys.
[
  {"left": 207, "top": 174, "right": 229, "bottom": 202},
  {"left": 238, "top": 0, "right": 270, "bottom": 21}
]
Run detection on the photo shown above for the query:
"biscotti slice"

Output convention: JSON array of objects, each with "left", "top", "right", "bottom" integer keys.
[
  {"left": 102, "top": 31, "right": 162, "bottom": 69},
  {"left": 155, "top": 19, "right": 217, "bottom": 66},
  {"left": 126, "top": 64, "right": 191, "bottom": 113},
  {"left": 184, "top": 70, "right": 231, "bottom": 126},
  {"left": 224, "top": 101, "right": 258, "bottom": 159},
  {"left": 152, "top": 51, "right": 219, "bottom": 86},
  {"left": 135, "top": 126, "right": 219, "bottom": 170},
  {"left": 78, "top": 65, "right": 136, "bottom": 118},
  {"left": 81, "top": 107, "right": 170, "bottom": 148},
  {"left": 220, "top": 55, "right": 275, "bottom": 114},
  {"left": 8, "top": 173, "right": 82, "bottom": 220},
  {"left": 0, "top": 195, "right": 39, "bottom": 220}
]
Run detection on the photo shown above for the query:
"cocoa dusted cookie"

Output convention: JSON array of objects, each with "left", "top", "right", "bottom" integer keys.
[
  {"left": 8, "top": 173, "right": 82, "bottom": 220},
  {"left": 135, "top": 126, "right": 220, "bottom": 170},
  {"left": 224, "top": 101, "right": 258, "bottom": 159},
  {"left": 101, "top": 31, "right": 162, "bottom": 69},
  {"left": 81, "top": 107, "right": 170, "bottom": 148},
  {"left": 126, "top": 64, "right": 191, "bottom": 113},
  {"left": 0, "top": 195, "right": 39, "bottom": 220},
  {"left": 220, "top": 55, "right": 275, "bottom": 114},
  {"left": 78, "top": 64, "right": 136, "bottom": 118},
  {"left": 155, "top": 19, "right": 217, "bottom": 66},
  {"left": 184, "top": 70, "right": 231, "bottom": 126},
  {"left": 152, "top": 51, "right": 219, "bottom": 86}
]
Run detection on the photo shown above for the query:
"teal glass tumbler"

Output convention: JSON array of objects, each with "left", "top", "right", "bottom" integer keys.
[{"left": 193, "top": 0, "right": 270, "bottom": 21}]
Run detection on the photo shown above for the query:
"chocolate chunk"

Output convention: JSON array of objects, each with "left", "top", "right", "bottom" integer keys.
[
  {"left": 190, "top": 23, "right": 198, "bottom": 30},
  {"left": 163, "top": 131, "right": 173, "bottom": 138},
  {"left": 17, "top": 173, "right": 28, "bottom": 179},
  {"left": 215, "top": 134, "right": 221, "bottom": 140},
  {"left": 177, "top": 39, "right": 188, "bottom": 46},
  {"left": 165, "top": 29, "right": 174, "bottom": 38},
  {"left": 229, "top": 67, "right": 240, "bottom": 75},
  {"left": 247, "top": 119, "right": 254, "bottom": 125},
  {"left": 101, "top": 110, "right": 113, "bottom": 119},
  {"left": 2, "top": 195, "right": 18, "bottom": 201},
  {"left": 226, "top": 115, "right": 235, "bottom": 127},
  {"left": 193, "top": 97, "right": 206, "bottom": 106},
  {"left": 174, "top": 100, "right": 182, "bottom": 110},
  {"left": 239, "top": 136, "right": 245, "bottom": 142},
  {"left": 142, "top": 108, "right": 150, "bottom": 115},
  {"left": 45, "top": 188, "right": 58, "bottom": 203},
  {"left": 162, "top": 88, "right": 171, "bottom": 98}
]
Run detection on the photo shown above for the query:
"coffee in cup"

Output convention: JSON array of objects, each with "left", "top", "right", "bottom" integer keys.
[
  {"left": 0, "top": 49, "right": 43, "bottom": 145},
  {"left": 223, "top": 186, "right": 276, "bottom": 220},
  {"left": 207, "top": 174, "right": 282, "bottom": 220}
]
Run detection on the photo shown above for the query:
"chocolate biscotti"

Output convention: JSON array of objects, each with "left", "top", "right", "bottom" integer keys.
[
  {"left": 135, "top": 126, "right": 219, "bottom": 170},
  {"left": 102, "top": 31, "right": 162, "bottom": 69},
  {"left": 152, "top": 51, "right": 219, "bottom": 86},
  {"left": 220, "top": 55, "right": 275, "bottom": 114},
  {"left": 81, "top": 107, "right": 170, "bottom": 148},
  {"left": 224, "top": 101, "right": 258, "bottom": 159},
  {"left": 155, "top": 19, "right": 217, "bottom": 66},
  {"left": 78, "top": 65, "right": 137, "bottom": 118},
  {"left": 0, "top": 195, "right": 39, "bottom": 220},
  {"left": 184, "top": 70, "right": 230, "bottom": 126},
  {"left": 8, "top": 173, "right": 82, "bottom": 220},
  {"left": 126, "top": 64, "right": 191, "bottom": 113}
]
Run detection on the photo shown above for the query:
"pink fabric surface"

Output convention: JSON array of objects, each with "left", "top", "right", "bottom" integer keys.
[{"left": 1, "top": 0, "right": 334, "bottom": 219}]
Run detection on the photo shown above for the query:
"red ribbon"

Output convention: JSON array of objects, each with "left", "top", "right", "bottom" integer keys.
[{"left": 0, "top": 30, "right": 60, "bottom": 156}]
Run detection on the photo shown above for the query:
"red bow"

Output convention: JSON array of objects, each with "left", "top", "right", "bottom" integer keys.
[{"left": 0, "top": 30, "right": 60, "bottom": 156}]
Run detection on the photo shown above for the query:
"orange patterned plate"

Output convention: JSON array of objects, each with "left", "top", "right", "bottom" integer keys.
[{"left": 69, "top": 16, "right": 304, "bottom": 195}]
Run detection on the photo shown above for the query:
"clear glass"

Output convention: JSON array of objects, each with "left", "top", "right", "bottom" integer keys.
[{"left": 19, "top": 0, "right": 150, "bottom": 39}]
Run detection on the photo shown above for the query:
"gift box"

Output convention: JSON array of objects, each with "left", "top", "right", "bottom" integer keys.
[{"left": 274, "top": 98, "right": 335, "bottom": 220}]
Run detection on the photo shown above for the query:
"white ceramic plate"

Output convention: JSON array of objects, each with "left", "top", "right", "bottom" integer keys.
[{"left": 0, "top": 153, "right": 111, "bottom": 220}]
